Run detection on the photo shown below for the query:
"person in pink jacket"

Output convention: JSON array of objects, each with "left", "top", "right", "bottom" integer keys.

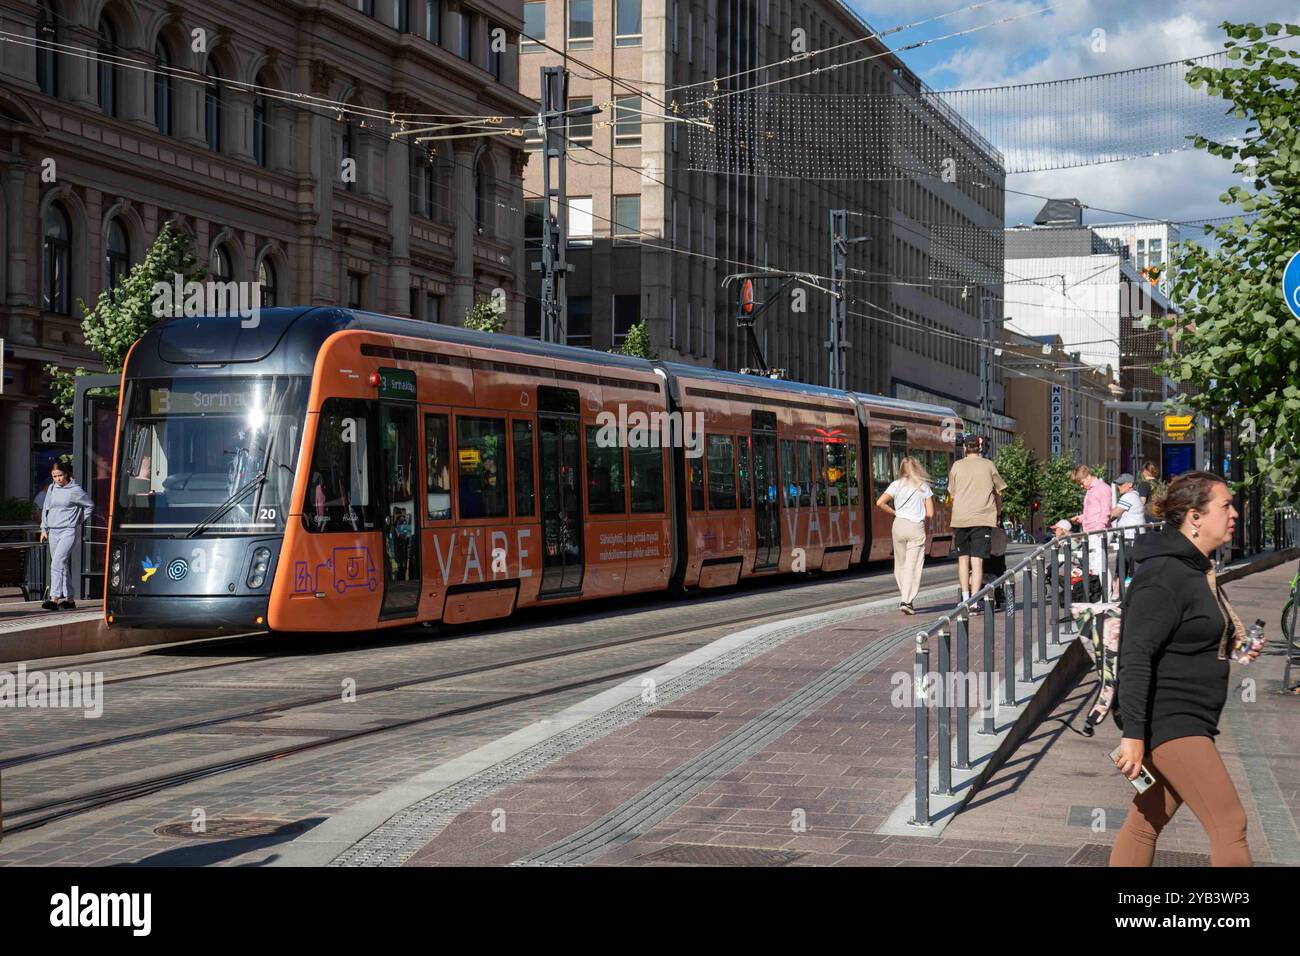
[{"left": 1071, "top": 464, "right": 1114, "bottom": 590}]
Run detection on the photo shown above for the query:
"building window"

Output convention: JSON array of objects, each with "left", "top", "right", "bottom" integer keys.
[
  {"left": 613, "top": 195, "right": 640, "bottom": 239},
  {"left": 568, "top": 0, "right": 593, "bottom": 49},
  {"left": 474, "top": 162, "right": 489, "bottom": 234},
  {"left": 205, "top": 64, "right": 223, "bottom": 153},
  {"left": 154, "top": 42, "right": 173, "bottom": 134},
  {"left": 568, "top": 98, "right": 593, "bottom": 145},
  {"left": 425, "top": 0, "right": 442, "bottom": 42},
  {"left": 210, "top": 244, "right": 234, "bottom": 283},
  {"left": 488, "top": 24, "right": 503, "bottom": 79},
  {"left": 459, "top": 9, "right": 473, "bottom": 61},
  {"left": 524, "top": 116, "right": 543, "bottom": 152},
  {"left": 410, "top": 143, "right": 437, "bottom": 217},
  {"left": 97, "top": 17, "right": 119, "bottom": 117},
  {"left": 259, "top": 258, "right": 277, "bottom": 307},
  {"left": 105, "top": 219, "right": 130, "bottom": 293},
  {"left": 522, "top": 1, "right": 544, "bottom": 46},
  {"left": 613, "top": 294, "right": 639, "bottom": 348},
  {"left": 568, "top": 197, "right": 592, "bottom": 245},
  {"left": 671, "top": 1, "right": 678, "bottom": 54},
  {"left": 35, "top": 1, "right": 58, "bottom": 95},
  {"left": 1151, "top": 238, "right": 1163, "bottom": 266},
  {"left": 425, "top": 293, "right": 441, "bottom": 323},
  {"left": 397, "top": 0, "right": 411, "bottom": 32},
  {"left": 253, "top": 90, "right": 270, "bottom": 167},
  {"left": 360, "top": 0, "right": 375, "bottom": 15},
  {"left": 42, "top": 202, "right": 71, "bottom": 314},
  {"left": 342, "top": 119, "right": 357, "bottom": 193},
  {"left": 567, "top": 296, "right": 592, "bottom": 347},
  {"left": 1136, "top": 238, "right": 1146, "bottom": 269},
  {"left": 616, "top": 0, "right": 642, "bottom": 46},
  {"left": 347, "top": 272, "right": 364, "bottom": 309},
  {"left": 614, "top": 96, "right": 641, "bottom": 147}
]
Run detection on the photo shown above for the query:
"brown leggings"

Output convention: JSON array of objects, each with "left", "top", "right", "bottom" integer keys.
[{"left": 1109, "top": 735, "right": 1251, "bottom": 867}]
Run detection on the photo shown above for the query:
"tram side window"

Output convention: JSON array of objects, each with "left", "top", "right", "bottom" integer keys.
[
  {"left": 872, "top": 445, "right": 890, "bottom": 502},
  {"left": 456, "top": 416, "right": 509, "bottom": 519},
  {"left": 513, "top": 419, "right": 535, "bottom": 517},
  {"left": 847, "top": 443, "right": 860, "bottom": 506},
  {"left": 425, "top": 413, "right": 451, "bottom": 520},
  {"left": 707, "top": 434, "right": 737, "bottom": 510},
  {"left": 932, "top": 451, "right": 951, "bottom": 497},
  {"left": 305, "top": 398, "right": 377, "bottom": 533},
  {"left": 737, "top": 435, "right": 753, "bottom": 509},
  {"left": 825, "top": 441, "right": 849, "bottom": 506},
  {"left": 814, "top": 442, "right": 826, "bottom": 506},
  {"left": 797, "top": 439, "right": 811, "bottom": 508},
  {"left": 780, "top": 439, "right": 796, "bottom": 508},
  {"left": 630, "top": 445, "right": 664, "bottom": 513},
  {"left": 585, "top": 426, "right": 626, "bottom": 514},
  {"left": 687, "top": 452, "right": 704, "bottom": 511}
]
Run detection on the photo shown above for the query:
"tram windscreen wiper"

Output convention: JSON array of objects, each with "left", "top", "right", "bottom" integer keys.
[{"left": 185, "top": 436, "right": 274, "bottom": 539}]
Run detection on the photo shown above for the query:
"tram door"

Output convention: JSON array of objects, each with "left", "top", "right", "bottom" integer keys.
[
  {"left": 378, "top": 398, "right": 421, "bottom": 618},
  {"left": 538, "top": 387, "right": 584, "bottom": 596},
  {"left": 751, "top": 421, "right": 780, "bottom": 571}
]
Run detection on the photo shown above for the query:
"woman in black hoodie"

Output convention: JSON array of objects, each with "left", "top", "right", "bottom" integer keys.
[{"left": 1110, "top": 470, "right": 1257, "bottom": 867}]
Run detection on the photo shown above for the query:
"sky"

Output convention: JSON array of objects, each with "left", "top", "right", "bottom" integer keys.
[{"left": 843, "top": 0, "right": 1300, "bottom": 226}]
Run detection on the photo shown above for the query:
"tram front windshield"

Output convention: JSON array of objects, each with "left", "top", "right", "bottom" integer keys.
[{"left": 115, "top": 376, "right": 308, "bottom": 535}]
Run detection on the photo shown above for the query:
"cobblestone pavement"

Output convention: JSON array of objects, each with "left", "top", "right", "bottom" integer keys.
[
  {"left": 389, "top": 562, "right": 1300, "bottom": 868},
  {"left": 0, "top": 557, "right": 967, "bottom": 866}
]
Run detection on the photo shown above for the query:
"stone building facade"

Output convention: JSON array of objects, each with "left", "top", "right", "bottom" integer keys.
[{"left": 0, "top": 0, "right": 531, "bottom": 502}]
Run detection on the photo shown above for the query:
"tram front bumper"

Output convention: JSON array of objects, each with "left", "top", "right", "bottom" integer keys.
[{"left": 106, "top": 594, "right": 271, "bottom": 631}]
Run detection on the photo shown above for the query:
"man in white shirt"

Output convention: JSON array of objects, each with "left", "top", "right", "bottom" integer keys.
[{"left": 1111, "top": 473, "right": 1145, "bottom": 539}]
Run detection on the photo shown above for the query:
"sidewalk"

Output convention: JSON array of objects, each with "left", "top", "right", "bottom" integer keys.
[{"left": 276, "top": 558, "right": 1300, "bottom": 868}]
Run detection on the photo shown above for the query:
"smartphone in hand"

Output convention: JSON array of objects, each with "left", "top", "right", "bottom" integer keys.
[{"left": 1109, "top": 745, "right": 1156, "bottom": 794}]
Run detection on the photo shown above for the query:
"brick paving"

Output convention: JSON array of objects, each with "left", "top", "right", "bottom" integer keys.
[{"left": 401, "top": 561, "right": 1300, "bottom": 867}]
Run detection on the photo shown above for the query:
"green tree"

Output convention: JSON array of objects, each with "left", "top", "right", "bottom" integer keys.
[
  {"left": 1159, "top": 21, "right": 1300, "bottom": 503},
  {"left": 463, "top": 297, "right": 505, "bottom": 333},
  {"left": 1041, "top": 449, "right": 1085, "bottom": 526},
  {"left": 993, "top": 437, "right": 1041, "bottom": 524},
  {"left": 614, "top": 320, "right": 655, "bottom": 359},
  {"left": 46, "top": 222, "right": 203, "bottom": 426}
]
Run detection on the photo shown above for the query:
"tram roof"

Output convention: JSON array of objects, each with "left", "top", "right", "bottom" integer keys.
[{"left": 850, "top": 392, "right": 960, "bottom": 420}]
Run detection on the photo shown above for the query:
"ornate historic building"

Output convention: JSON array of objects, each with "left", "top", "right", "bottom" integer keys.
[{"left": 0, "top": 0, "right": 530, "bottom": 502}]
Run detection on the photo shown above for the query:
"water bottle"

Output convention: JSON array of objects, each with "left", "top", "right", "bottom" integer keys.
[{"left": 1234, "top": 618, "right": 1266, "bottom": 663}]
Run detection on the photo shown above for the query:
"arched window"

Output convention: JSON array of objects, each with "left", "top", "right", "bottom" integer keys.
[
  {"left": 205, "top": 63, "right": 223, "bottom": 152},
  {"left": 253, "top": 90, "right": 270, "bottom": 167},
  {"left": 105, "top": 218, "right": 130, "bottom": 293},
  {"left": 342, "top": 118, "right": 358, "bottom": 192},
  {"left": 154, "top": 41, "right": 173, "bottom": 135},
  {"left": 425, "top": 152, "right": 439, "bottom": 219},
  {"left": 258, "top": 258, "right": 277, "bottom": 307},
  {"left": 210, "top": 244, "right": 233, "bottom": 282},
  {"left": 97, "top": 17, "right": 119, "bottom": 117},
  {"left": 42, "top": 202, "right": 71, "bottom": 314},
  {"left": 409, "top": 144, "right": 438, "bottom": 219},
  {"left": 35, "top": 1, "right": 58, "bottom": 96}
]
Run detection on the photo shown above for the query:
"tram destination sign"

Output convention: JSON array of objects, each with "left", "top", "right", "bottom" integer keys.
[{"left": 377, "top": 367, "right": 417, "bottom": 401}]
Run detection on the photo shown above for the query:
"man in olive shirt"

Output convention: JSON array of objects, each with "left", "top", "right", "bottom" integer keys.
[{"left": 949, "top": 434, "right": 1007, "bottom": 606}]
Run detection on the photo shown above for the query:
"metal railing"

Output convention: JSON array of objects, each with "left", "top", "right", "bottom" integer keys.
[
  {"left": 907, "top": 513, "right": 1300, "bottom": 828},
  {"left": 0, "top": 525, "right": 47, "bottom": 602}
]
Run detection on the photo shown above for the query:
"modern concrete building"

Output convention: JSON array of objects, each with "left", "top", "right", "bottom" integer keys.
[
  {"left": 1091, "top": 219, "right": 1180, "bottom": 299},
  {"left": 1004, "top": 201, "right": 1175, "bottom": 473},
  {"left": 517, "top": 0, "right": 1006, "bottom": 427},
  {"left": 0, "top": 0, "right": 532, "bottom": 503}
]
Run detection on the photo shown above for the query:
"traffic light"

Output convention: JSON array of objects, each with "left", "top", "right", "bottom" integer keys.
[{"left": 1032, "top": 498, "right": 1040, "bottom": 513}]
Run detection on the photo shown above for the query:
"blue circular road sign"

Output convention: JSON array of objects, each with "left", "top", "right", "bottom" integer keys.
[{"left": 1284, "top": 251, "right": 1300, "bottom": 322}]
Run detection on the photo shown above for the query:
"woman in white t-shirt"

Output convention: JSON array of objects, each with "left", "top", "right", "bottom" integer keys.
[{"left": 876, "top": 456, "right": 935, "bottom": 615}]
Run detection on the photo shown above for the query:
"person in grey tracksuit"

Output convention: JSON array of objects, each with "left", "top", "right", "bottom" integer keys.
[{"left": 39, "top": 461, "right": 94, "bottom": 609}]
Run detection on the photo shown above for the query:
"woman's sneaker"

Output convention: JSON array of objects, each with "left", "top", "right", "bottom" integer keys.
[
  {"left": 900, "top": 602, "right": 915, "bottom": 615},
  {"left": 41, "top": 600, "right": 59, "bottom": 611},
  {"left": 58, "top": 599, "right": 77, "bottom": 610}
]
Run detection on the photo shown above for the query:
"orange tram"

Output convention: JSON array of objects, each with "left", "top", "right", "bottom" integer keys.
[{"left": 105, "top": 308, "right": 959, "bottom": 632}]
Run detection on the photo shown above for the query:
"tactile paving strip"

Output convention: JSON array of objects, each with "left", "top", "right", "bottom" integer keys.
[{"left": 328, "top": 602, "right": 916, "bottom": 867}]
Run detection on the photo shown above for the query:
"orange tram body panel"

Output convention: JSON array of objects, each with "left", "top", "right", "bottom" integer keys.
[{"left": 103, "top": 308, "right": 960, "bottom": 634}]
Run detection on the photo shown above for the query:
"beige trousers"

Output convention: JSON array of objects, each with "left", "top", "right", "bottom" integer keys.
[{"left": 891, "top": 517, "right": 927, "bottom": 605}]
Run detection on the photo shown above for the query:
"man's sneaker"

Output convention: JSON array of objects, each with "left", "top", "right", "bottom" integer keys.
[
  {"left": 58, "top": 600, "right": 77, "bottom": 610},
  {"left": 969, "top": 603, "right": 984, "bottom": 615},
  {"left": 41, "top": 600, "right": 59, "bottom": 611}
]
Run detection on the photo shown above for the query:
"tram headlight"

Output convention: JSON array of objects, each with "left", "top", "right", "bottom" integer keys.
[
  {"left": 110, "top": 547, "right": 122, "bottom": 589},
  {"left": 247, "top": 547, "right": 272, "bottom": 589}
]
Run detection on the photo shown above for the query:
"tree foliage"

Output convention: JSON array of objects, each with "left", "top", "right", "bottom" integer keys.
[
  {"left": 463, "top": 297, "right": 505, "bottom": 334},
  {"left": 993, "top": 437, "right": 1040, "bottom": 524},
  {"left": 614, "top": 320, "right": 655, "bottom": 359},
  {"left": 1160, "top": 21, "right": 1300, "bottom": 503},
  {"left": 46, "top": 222, "right": 203, "bottom": 426},
  {"left": 1041, "top": 449, "right": 1086, "bottom": 526}
]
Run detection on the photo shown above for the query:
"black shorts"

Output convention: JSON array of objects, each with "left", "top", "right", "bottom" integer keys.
[{"left": 953, "top": 526, "right": 994, "bottom": 560}]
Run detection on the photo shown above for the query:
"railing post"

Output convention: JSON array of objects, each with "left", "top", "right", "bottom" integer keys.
[
  {"left": 1117, "top": 531, "right": 1128, "bottom": 601},
  {"left": 1003, "top": 577, "right": 1016, "bottom": 705},
  {"left": 936, "top": 625, "right": 952, "bottom": 796},
  {"left": 1038, "top": 554, "right": 1050, "bottom": 662},
  {"left": 1050, "top": 543, "right": 1062, "bottom": 646},
  {"left": 1080, "top": 531, "right": 1091, "bottom": 594},
  {"left": 911, "top": 634, "right": 931, "bottom": 828},
  {"left": 954, "top": 613, "right": 970, "bottom": 770},
  {"left": 1022, "top": 563, "right": 1034, "bottom": 683},
  {"left": 980, "top": 592, "right": 996, "bottom": 735}
]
